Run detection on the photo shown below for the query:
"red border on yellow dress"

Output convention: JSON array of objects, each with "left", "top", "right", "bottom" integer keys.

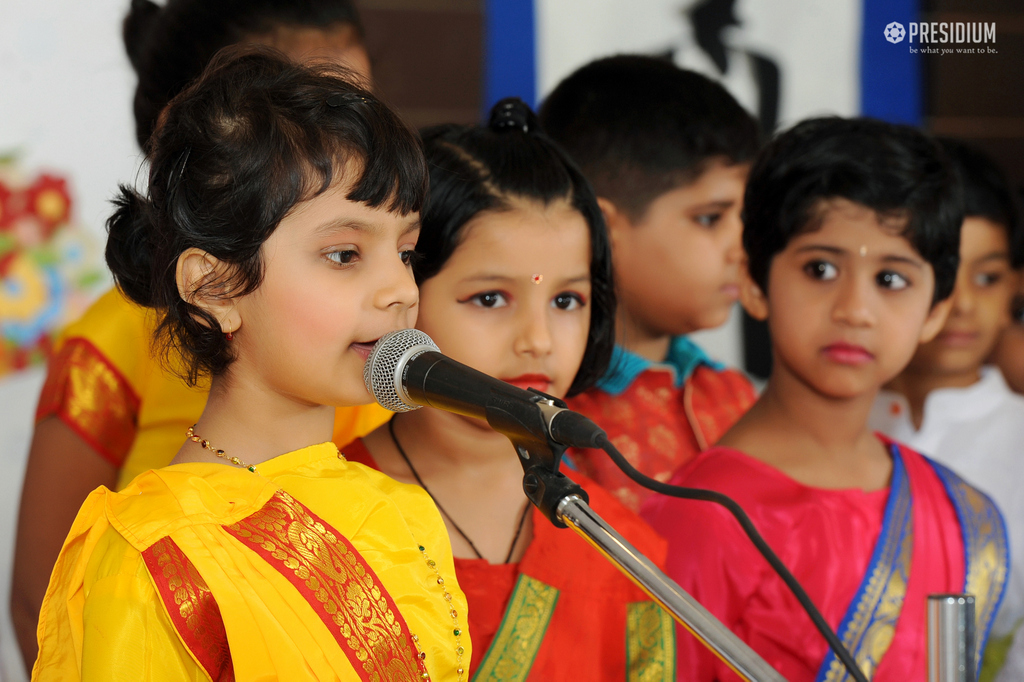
[
  {"left": 35, "top": 337, "right": 140, "bottom": 467},
  {"left": 225, "top": 490, "right": 428, "bottom": 682},
  {"left": 142, "top": 536, "right": 235, "bottom": 681}
]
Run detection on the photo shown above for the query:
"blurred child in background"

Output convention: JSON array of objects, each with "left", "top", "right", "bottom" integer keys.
[
  {"left": 643, "top": 118, "right": 1008, "bottom": 681},
  {"left": 989, "top": 264, "right": 1024, "bottom": 395},
  {"left": 540, "top": 55, "right": 760, "bottom": 511},
  {"left": 343, "top": 99, "right": 675, "bottom": 680},
  {"left": 870, "top": 138, "right": 1024, "bottom": 674}
]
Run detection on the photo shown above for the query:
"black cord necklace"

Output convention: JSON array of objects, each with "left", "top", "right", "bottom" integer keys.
[{"left": 388, "top": 419, "right": 530, "bottom": 564}]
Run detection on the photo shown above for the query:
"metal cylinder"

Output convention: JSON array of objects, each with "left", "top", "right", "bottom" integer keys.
[
  {"left": 927, "top": 594, "right": 976, "bottom": 682},
  {"left": 556, "top": 495, "right": 786, "bottom": 682}
]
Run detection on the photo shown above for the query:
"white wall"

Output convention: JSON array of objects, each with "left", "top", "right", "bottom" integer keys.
[
  {"left": 1, "top": 1, "right": 143, "bottom": 242},
  {"left": 1, "top": 2, "right": 139, "bottom": 678}
]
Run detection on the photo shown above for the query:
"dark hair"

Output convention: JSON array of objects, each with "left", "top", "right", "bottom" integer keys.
[
  {"left": 105, "top": 47, "right": 427, "bottom": 385},
  {"left": 124, "top": 0, "right": 365, "bottom": 148},
  {"left": 938, "top": 138, "right": 1023, "bottom": 268},
  {"left": 744, "top": 117, "right": 963, "bottom": 304},
  {"left": 417, "top": 98, "right": 616, "bottom": 396},
  {"left": 538, "top": 55, "right": 760, "bottom": 220}
]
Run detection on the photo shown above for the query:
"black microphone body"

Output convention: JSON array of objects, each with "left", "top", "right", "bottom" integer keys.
[
  {"left": 364, "top": 329, "right": 606, "bottom": 525},
  {"left": 402, "top": 350, "right": 607, "bottom": 450},
  {"left": 405, "top": 351, "right": 544, "bottom": 441},
  {"left": 403, "top": 350, "right": 509, "bottom": 421}
]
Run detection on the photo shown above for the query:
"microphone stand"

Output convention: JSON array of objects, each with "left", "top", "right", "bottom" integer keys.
[{"left": 491, "top": 396, "right": 786, "bottom": 682}]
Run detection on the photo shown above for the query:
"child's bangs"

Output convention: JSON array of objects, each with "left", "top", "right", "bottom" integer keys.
[
  {"left": 795, "top": 196, "right": 912, "bottom": 238},
  {"left": 286, "top": 118, "right": 427, "bottom": 218}
]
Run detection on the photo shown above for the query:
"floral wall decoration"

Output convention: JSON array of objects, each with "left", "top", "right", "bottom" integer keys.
[{"left": 0, "top": 154, "right": 105, "bottom": 378}]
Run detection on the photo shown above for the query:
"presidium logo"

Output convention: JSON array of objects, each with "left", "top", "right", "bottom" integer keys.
[
  {"left": 884, "top": 20, "right": 998, "bottom": 54},
  {"left": 884, "top": 22, "right": 906, "bottom": 43}
]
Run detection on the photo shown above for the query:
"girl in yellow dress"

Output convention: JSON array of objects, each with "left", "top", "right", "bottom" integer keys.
[
  {"left": 32, "top": 47, "right": 469, "bottom": 681},
  {"left": 13, "top": 1, "right": 384, "bottom": 669}
]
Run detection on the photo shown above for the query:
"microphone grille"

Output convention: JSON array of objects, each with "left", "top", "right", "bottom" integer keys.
[{"left": 363, "top": 329, "right": 440, "bottom": 412}]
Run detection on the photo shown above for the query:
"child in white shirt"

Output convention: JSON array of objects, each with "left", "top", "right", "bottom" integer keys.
[{"left": 870, "top": 138, "right": 1023, "bottom": 671}]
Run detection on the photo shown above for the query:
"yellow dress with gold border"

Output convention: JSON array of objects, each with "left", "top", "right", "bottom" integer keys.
[
  {"left": 36, "top": 288, "right": 390, "bottom": 489},
  {"left": 32, "top": 442, "right": 471, "bottom": 681}
]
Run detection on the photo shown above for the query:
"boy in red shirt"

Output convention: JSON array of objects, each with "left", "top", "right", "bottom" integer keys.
[{"left": 540, "top": 55, "right": 760, "bottom": 510}]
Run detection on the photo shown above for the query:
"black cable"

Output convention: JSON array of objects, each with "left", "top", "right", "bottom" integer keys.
[{"left": 596, "top": 433, "right": 868, "bottom": 682}]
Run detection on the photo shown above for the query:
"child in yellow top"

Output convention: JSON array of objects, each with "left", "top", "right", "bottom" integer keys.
[
  {"left": 13, "top": 0, "right": 382, "bottom": 669},
  {"left": 32, "top": 48, "right": 469, "bottom": 681}
]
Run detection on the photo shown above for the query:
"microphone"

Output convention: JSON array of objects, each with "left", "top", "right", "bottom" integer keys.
[{"left": 362, "top": 329, "right": 606, "bottom": 450}]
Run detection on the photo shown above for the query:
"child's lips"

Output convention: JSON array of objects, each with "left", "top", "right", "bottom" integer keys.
[
  {"left": 938, "top": 330, "right": 979, "bottom": 347},
  {"left": 350, "top": 340, "right": 379, "bottom": 361},
  {"left": 822, "top": 342, "right": 874, "bottom": 365},
  {"left": 502, "top": 374, "right": 552, "bottom": 392},
  {"left": 721, "top": 283, "right": 740, "bottom": 299}
]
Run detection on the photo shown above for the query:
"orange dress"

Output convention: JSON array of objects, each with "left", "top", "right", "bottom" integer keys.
[
  {"left": 343, "top": 437, "right": 677, "bottom": 681},
  {"left": 566, "top": 336, "right": 756, "bottom": 511}
]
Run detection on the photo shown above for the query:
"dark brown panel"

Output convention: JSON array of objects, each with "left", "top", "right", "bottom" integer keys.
[
  {"left": 957, "top": 137, "right": 1024, "bottom": 189},
  {"left": 927, "top": 35, "right": 1023, "bottom": 117},
  {"left": 359, "top": 1, "right": 483, "bottom": 129},
  {"left": 924, "top": 0, "right": 1024, "bottom": 188},
  {"left": 926, "top": 0, "right": 1024, "bottom": 13}
]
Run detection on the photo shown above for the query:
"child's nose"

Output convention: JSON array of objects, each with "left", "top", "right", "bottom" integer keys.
[
  {"left": 950, "top": 274, "right": 975, "bottom": 315},
  {"left": 724, "top": 215, "right": 745, "bottom": 263},
  {"left": 373, "top": 256, "right": 419, "bottom": 312},
  {"left": 832, "top": 276, "right": 876, "bottom": 327},
  {"left": 514, "top": 304, "right": 554, "bottom": 356}
]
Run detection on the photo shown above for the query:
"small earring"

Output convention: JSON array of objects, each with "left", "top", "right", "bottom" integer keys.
[{"left": 225, "top": 331, "right": 234, "bottom": 341}]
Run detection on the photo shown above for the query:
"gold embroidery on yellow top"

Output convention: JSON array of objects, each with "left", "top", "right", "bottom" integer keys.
[
  {"left": 142, "top": 536, "right": 234, "bottom": 681},
  {"left": 472, "top": 574, "right": 559, "bottom": 681},
  {"left": 36, "top": 337, "right": 139, "bottom": 465},
  {"left": 626, "top": 601, "right": 676, "bottom": 682},
  {"left": 225, "top": 490, "right": 427, "bottom": 682}
]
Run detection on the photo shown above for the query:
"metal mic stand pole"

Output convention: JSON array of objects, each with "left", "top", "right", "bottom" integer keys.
[
  {"left": 495, "top": 401, "right": 786, "bottom": 682},
  {"left": 555, "top": 492, "right": 785, "bottom": 682}
]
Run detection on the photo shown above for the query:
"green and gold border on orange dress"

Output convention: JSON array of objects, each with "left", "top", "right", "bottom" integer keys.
[
  {"left": 626, "top": 601, "right": 676, "bottom": 682},
  {"left": 472, "top": 574, "right": 559, "bottom": 682}
]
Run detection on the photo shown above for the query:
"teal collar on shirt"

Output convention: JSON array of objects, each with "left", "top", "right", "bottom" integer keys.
[{"left": 594, "top": 336, "right": 723, "bottom": 396}]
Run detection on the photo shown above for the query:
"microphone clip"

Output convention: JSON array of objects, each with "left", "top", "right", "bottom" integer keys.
[{"left": 490, "top": 389, "right": 589, "bottom": 528}]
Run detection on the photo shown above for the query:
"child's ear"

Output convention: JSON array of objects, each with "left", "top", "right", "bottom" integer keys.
[
  {"left": 739, "top": 261, "right": 769, "bottom": 321},
  {"left": 176, "top": 248, "right": 242, "bottom": 334},
  {"left": 918, "top": 296, "right": 954, "bottom": 344},
  {"left": 596, "top": 197, "right": 632, "bottom": 249}
]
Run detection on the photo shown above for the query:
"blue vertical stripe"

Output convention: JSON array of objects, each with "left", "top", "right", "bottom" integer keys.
[
  {"left": 483, "top": 0, "right": 537, "bottom": 116},
  {"left": 860, "top": 0, "right": 921, "bottom": 124}
]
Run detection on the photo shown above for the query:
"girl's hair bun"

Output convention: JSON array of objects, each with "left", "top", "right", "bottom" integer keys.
[
  {"left": 488, "top": 97, "right": 539, "bottom": 134},
  {"left": 105, "top": 186, "right": 157, "bottom": 308}
]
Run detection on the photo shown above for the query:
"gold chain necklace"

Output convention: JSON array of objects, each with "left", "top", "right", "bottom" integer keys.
[{"left": 185, "top": 425, "right": 259, "bottom": 474}]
